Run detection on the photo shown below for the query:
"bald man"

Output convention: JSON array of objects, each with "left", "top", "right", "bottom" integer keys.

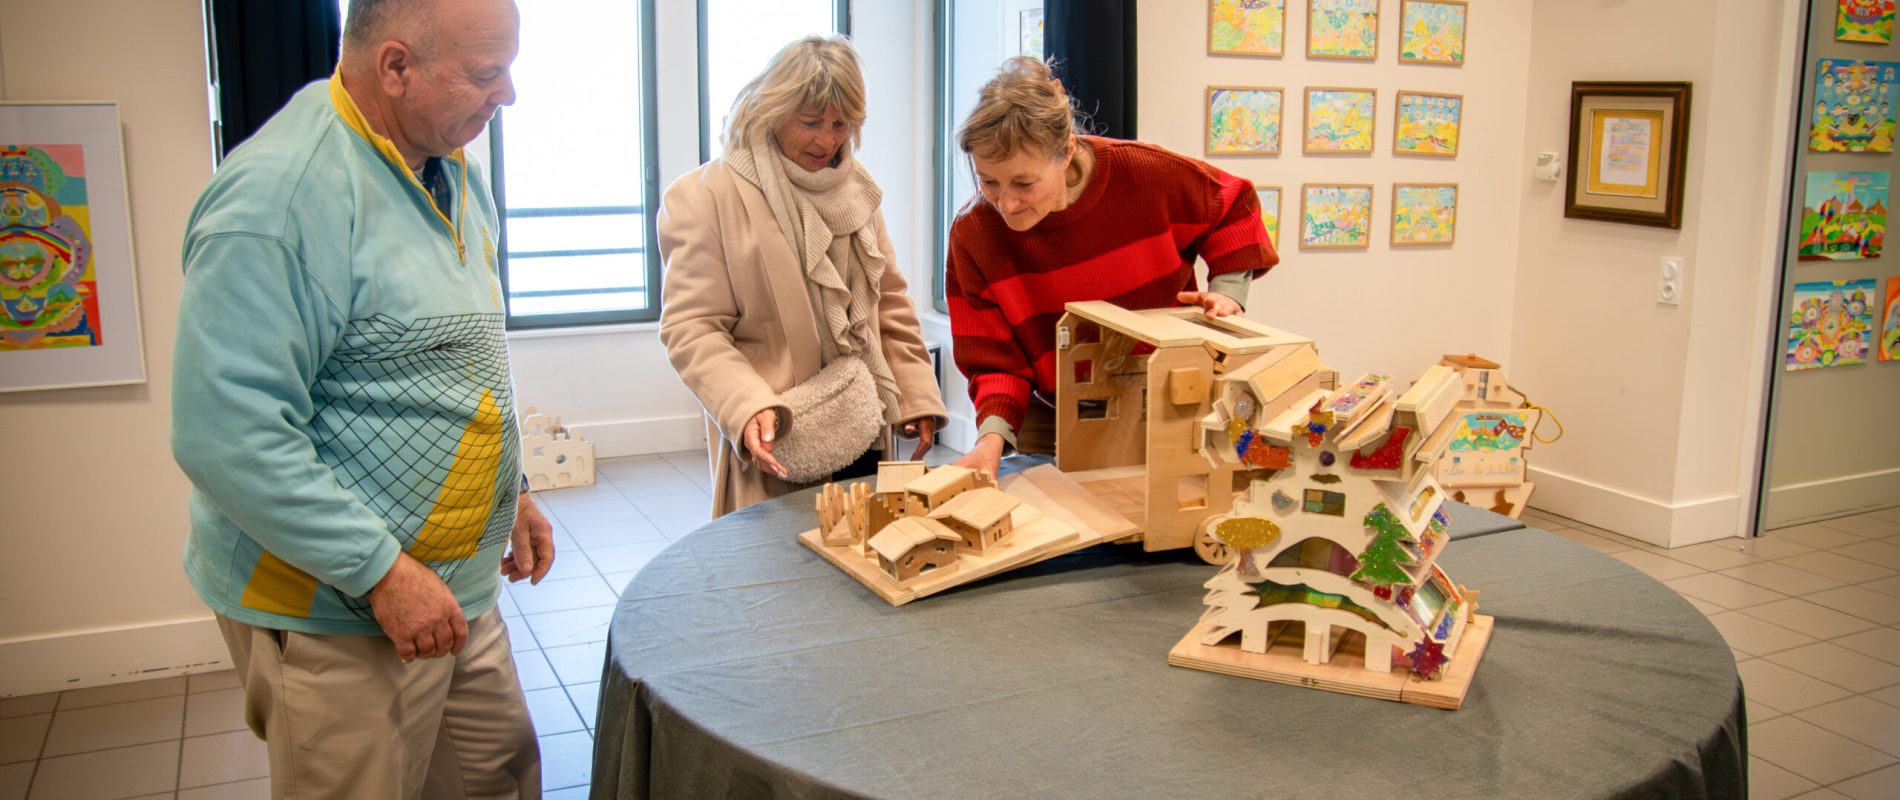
[{"left": 173, "top": 1, "right": 551, "bottom": 795}]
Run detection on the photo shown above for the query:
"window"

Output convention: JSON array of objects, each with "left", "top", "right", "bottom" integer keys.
[
  {"left": 934, "top": 0, "right": 1045, "bottom": 312},
  {"left": 698, "top": 0, "right": 849, "bottom": 162},
  {"left": 1303, "top": 489, "right": 1346, "bottom": 517}
]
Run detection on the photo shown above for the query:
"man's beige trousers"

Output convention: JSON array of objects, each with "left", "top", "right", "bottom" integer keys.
[{"left": 216, "top": 608, "right": 541, "bottom": 799}]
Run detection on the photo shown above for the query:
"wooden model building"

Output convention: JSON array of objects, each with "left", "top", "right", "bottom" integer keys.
[
  {"left": 520, "top": 406, "right": 595, "bottom": 490},
  {"left": 866, "top": 517, "right": 961, "bottom": 585},
  {"left": 1429, "top": 354, "right": 1545, "bottom": 519}
]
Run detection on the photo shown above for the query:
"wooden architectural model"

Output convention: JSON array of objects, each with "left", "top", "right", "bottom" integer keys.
[
  {"left": 520, "top": 406, "right": 595, "bottom": 490},
  {"left": 1429, "top": 355, "right": 1544, "bottom": 519}
]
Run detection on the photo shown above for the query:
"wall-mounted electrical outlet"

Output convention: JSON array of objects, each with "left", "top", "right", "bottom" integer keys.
[{"left": 1658, "top": 256, "right": 1683, "bottom": 306}]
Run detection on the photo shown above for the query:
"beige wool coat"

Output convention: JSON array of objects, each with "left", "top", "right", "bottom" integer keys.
[{"left": 658, "top": 159, "right": 947, "bottom": 518}]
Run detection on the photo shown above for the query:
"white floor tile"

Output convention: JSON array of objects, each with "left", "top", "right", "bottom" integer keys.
[
  {"left": 1749, "top": 756, "right": 1819, "bottom": 800},
  {"left": 1833, "top": 762, "right": 1900, "bottom": 800},
  {"left": 177, "top": 777, "right": 272, "bottom": 799},
  {"left": 1805, "top": 585, "right": 1900, "bottom": 626},
  {"left": 1765, "top": 643, "right": 1900, "bottom": 694},
  {"left": 0, "top": 715, "right": 49, "bottom": 765},
  {"left": 1750, "top": 716, "right": 1896, "bottom": 784},
  {"left": 524, "top": 606, "right": 615, "bottom": 649},
  {"left": 1610, "top": 549, "right": 1707, "bottom": 581},
  {"left": 1717, "top": 562, "right": 1846, "bottom": 597},
  {"left": 42, "top": 695, "right": 186, "bottom": 757},
  {"left": 1666, "top": 573, "right": 1789, "bottom": 610},
  {"left": 1795, "top": 696, "right": 1900, "bottom": 758},
  {"left": 522, "top": 688, "right": 584, "bottom": 736},
  {"left": 56, "top": 677, "right": 186, "bottom": 712},
  {"left": 27, "top": 740, "right": 178, "bottom": 800},
  {"left": 512, "top": 649, "right": 561, "bottom": 692},
  {"left": 1737, "top": 659, "right": 1851, "bottom": 713},
  {"left": 178, "top": 730, "right": 269, "bottom": 789},
  {"left": 537, "top": 731, "right": 594, "bottom": 792},
  {"left": 1741, "top": 599, "right": 1881, "bottom": 640},
  {"left": 1778, "top": 552, "right": 1897, "bottom": 585},
  {"left": 509, "top": 575, "right": 617, "bottom": 616}
]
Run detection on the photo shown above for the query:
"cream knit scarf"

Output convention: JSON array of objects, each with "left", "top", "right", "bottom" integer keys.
[{"left": 727, "top": 136, "right": 901, "bottom": 423}]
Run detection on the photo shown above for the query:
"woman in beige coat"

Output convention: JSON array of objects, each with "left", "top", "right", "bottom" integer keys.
[{"left": 659, "top": 36, "right": 947, "bottom": 518}]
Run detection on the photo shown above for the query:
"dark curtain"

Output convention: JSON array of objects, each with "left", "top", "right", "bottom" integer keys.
[
  {"left": 210, "top": 0, "right": 344, "bottom": 158},
  {"left": 1044, "top": 0, "right": 1137, "bottom": 140}
]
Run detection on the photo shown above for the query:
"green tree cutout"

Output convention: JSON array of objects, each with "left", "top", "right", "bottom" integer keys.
[{"left": 1351, "top": 504, "right": 1413, "bottom": 586}]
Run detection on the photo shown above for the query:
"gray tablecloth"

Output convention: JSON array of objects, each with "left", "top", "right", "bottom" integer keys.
[{"left": 591, "top": 490, "right": 1745, "bottom": 799}]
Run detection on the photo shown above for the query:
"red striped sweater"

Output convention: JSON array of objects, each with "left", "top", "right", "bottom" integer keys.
[{"left": 945, "top": 136, "right": 1279, "bottom": 432}]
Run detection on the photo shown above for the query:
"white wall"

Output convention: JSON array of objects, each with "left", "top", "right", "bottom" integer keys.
[{"left": 0, "top": 0, "right": 229, "bottom": 695}]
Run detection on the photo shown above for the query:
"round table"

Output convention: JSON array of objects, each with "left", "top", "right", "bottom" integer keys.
[{"left": 590, "top": 486, "right": 1745, "bottom": 799}]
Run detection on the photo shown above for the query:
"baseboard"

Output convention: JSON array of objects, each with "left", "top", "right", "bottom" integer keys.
[
  {"left": 1764, "top": 467, "right": 1900, "bottom": 529},
  {"left": 1526, "top": 465, "right": 1746, "bottom": 547},
  {"left": 0, "top": 617, "right": 230, "bottom": 698},
  {"left": 570, "top": 415, "right": 706, "bottom": 459}
]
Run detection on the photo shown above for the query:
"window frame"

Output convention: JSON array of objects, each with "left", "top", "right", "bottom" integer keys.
[{"left": 695, "top": 0, "right": 853, "bottom": 165}]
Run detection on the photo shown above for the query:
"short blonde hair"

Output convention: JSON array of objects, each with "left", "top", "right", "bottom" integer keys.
[
  {"left": 723, "top": 36, "right": 867, "bottom": 154},
  {"left": 957, "top": 56, "right": 1079, "bottom": 161}
]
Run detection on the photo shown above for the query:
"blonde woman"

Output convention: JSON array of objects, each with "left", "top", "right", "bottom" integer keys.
[
  {"left": 660, "top": 36, "right": 946, "bottom": 518},
  {"left": 947, "top": 57, "right": 1279, "bottom": 478}
]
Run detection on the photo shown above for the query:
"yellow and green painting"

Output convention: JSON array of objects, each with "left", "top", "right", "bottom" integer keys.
[
  {"left": 1839, "top": 0, "right": 1896, "bottom": 44},
  {"left": 1395, "top": 92, "right": 1461, "bottom": 156},
  {"left": 1400, "top": 0, "right": 1467, "bottom": 64},
  {"left": 1308, "top": 0, "right": 1378, "bottom": 59},
  {"left": 1208, "top": 87, "right": 1283, "bottom": 154},
  {"left": 1210, "top": 0, "right": 1284, "bottom": 56},
  {"left": 1787, "top": 279, "right": 1878, "bottom": 370},
  {"left": 1305, "top": 88, "right": 1375, "bottom": 153},
  {"left": 1392, "top": 184, "right": 1457, "bottom": 246},
  {"left": 0, "top": 144, "right": 101, "bottom": 351},
  {"left": 1301, "top": 184, "right": 1372, "bottom": 249},
  {"left": 1810, "top": 59, "right": 1900, "bottom": 153},
  {"left": 1256, "top": 187, "right": 1282, "bottom": 249},
  {"left": 1800, "top": 171, "right": 1886, "bottom": 261}
]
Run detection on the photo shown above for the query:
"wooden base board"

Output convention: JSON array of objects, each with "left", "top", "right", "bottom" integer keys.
[{"left": 1167, "top": 614, "right": 1495, "bottom": 710}]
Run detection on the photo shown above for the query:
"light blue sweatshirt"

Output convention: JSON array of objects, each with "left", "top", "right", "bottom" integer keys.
[{"left": 173, "top": 76, "right": 519, "bottom": 635}]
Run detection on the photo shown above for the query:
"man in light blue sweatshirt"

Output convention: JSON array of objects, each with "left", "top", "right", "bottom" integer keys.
[{"left": 172, "top": 1, "right": 552, "bottom": 795}]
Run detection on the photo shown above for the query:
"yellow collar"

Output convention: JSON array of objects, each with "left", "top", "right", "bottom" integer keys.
[{"left": 328, "top": 71, "right": 471, "bottom": 261}]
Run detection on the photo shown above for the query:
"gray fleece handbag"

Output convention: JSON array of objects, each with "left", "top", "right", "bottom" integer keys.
[{"left": 771, "top": 354, "right": 883, "bottom": 483}]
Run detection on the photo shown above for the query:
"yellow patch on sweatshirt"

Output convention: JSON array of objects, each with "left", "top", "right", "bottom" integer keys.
[
  {"left": 239, "top": 550, "right": 319, "bottom": 618},
  {"left": 408, "top": 388, "right": 503, "bottom": 561}
]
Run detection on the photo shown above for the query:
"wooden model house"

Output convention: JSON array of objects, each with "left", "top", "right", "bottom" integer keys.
[
  {"left": 519, "top": 406, "right": 595, "bottom": 490},
  {"left": 928, "top": 487, "right": 1021, "bottom": 554},
  {"left": 1429, "top": 355, "right": 1543, "bottom": 519},
  {"left": 866, "top": 517, "right": 960, "bottom": 586}
]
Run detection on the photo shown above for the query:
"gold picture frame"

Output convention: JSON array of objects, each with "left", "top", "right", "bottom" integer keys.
[{"left": 1564, "top": 81, "right": 1692, "bottom": 229}]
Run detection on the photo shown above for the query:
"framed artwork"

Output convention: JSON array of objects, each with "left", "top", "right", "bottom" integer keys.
[
  {"left": 1304, "top": 87, "right": 1377, "bottom": 154},
  {"left": 0, "top": 102, "right": 145, "bottom": 392},
  {"left": 1800, "top": 171, "right": 1887, "bottom": 261},
  {"left": 1207, "top": 86, "right": 1284, "bottom": 155},
  {"left": 1439, "top": 409, "right": 1538, "bottom": 487},
  {"left": 1399, "top": 0, "right": 1468, "bottom": 65},
  {"left": 1882, "top": 277, "right": 1900, "bottom": 361},
  {"left": 1786, "top": 279, "right": 1878, "bottom": 370},
  {"left": 1394, "top": 90, "right": 1462, "bottom": 156},
  {"left": 1564, "top": 81, "right": 1692, "bottom": 229},
  {"left": 1209, "top": 0, "right": 1285, "bottom": 57},
  {"left": 1838, "top": 0, "right": 1896, "bottom": 44},
  {"left": 1300, "top": 183, "right": 1374, "bottom": 249},
  {"left": 1256, "top": 186, "right": 1283, "bottom": 249},
  {"left": 1392, "top": 183, "right": 1458, "bottom": 246},
  {"left": 1810, "top": 59, "right": 1900, "bottom": 153},
  {"left": 1307, "top": 0, "right": 1378, "bottom": 60}
]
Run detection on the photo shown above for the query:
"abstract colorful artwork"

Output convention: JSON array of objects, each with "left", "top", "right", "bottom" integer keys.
[
  {"left": 1439, "top": 409, "right": 1536, "bottom": 487},
  {"left": 1308, "top": 0, "right": 1378, "bottom": 60},
  {"left": 1839, "top": 0, "right": 1896, "bottom": 44},
  {"left": 1786, "top": 279, "right": 1879, "bottom": 370},
  {"left": 1399, "top": 0, "right": 1467, "bottom": 65},
  {"left": 1300, "top": 184, "right": 1373, "bottom": 249},
  {"left": 0, "top": 144, "right": 99, "bottom": 350},
  {"left": 1392, "top": 183, "right": 1457, "bottom": 246},
  {"left": 1882, "top": 277, "right": 1900, "bottom": 361},
  {"left": 1800, "top": 171, "right": 1887, "bottom": 261},
  {"left": 1810, "top": 59, "right": 1900, "bottom": 153},
  {"left": 1257, "top": 186, "right": 1283, "bottom": 249},
  {"left": 1207, "top": 87, "right": 1283, "bottom": 155},
  {"left": 1394, "top": 91, "right": 1461, "bottom": 156},
  {"left": 1210, "top": 0, "right": 1284, "bottom": 56},
  {"left": 1304, "top": 88, "right": 1376, "bottom": 154}
]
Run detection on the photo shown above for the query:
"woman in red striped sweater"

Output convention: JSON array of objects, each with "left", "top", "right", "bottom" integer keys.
[{"left": 947, "top": 57, "right": 1279, "bottom": 477}]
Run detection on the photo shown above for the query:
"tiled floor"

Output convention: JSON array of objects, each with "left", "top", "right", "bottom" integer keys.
[{"left": 2, "top": 452, "right": 1896, "bottom": 799}]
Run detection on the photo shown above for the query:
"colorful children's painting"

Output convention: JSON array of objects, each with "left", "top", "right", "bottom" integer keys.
[
  {"left": 1839, "top": 0, "right": 1896, "bottom": 44},
  {"left": 1392, "top": 184, "right": 1458, "bottom": 246},
  {"left": 1395, "top": 91, "right": 1462, "bottom": 156},
  {"left": 0, "top": 144, "right": 102, "bottom": 351},
  {"left": 1301, "top": 184, "right": 1373, "bottom": 249},
  {"left": 1210, "top": 0, "right": 1285, "bottom": 56},
  {"left": 1305, "top": 88, "right": 1376, "bottom": 153},
  {"left": 1786, "top": 279, "right": 1879, "bottom": 370},
  {"left": 1308, "top": 0, "right": 1378, "bottom": 60},
  {"left": 1439, "top": 410, "right": 1537, "bottom": 487},
  {"left": 1882, "top": 277, "right": 1900, "bottom": 361},
  {"left": 1257, "top": 187, "right": 1283, "bottom": 249},
  {"left": 1800, "top": 171, "right": 1887, "bottom": 261},
  {"left": 1207, "top": 87, "right": 1283, "bottom": 155},
  {"left": 1810, "top": 59, "right": 1900, "bottom": 153},
  {"left": 1399, "top": 0, "right": 1467, "bottom": 65}
]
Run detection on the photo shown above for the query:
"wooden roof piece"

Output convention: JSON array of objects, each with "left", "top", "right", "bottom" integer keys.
[
  {"left": 867, "top": 517, "right": 960, "bottom": 561},
  {"left": 1441, "top": 352, "right": 1501, "bottom": 369},
  {"left": 875, "top": 461, "right": 929, "bottom": 494},
  {"left": 929, "top": 487, "right": 1021, "bottom": 529},
  {"left": 1064, "top": 301, "right": 1310, "bottom": 355},
  {"left": 904, "top": 465, "right": 975, "bottom": 498}
]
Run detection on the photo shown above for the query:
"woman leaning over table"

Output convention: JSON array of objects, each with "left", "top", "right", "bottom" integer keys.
[
  {"left": 946, "top": 57, "right": 1280, "bottom": 479},
  {"left": 659, "top": 36, "right": 946, "bottom": 518}
]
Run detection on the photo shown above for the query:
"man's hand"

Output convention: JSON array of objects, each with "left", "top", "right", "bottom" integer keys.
[
  {"left": 1177, "top": 290, "right": 1242, "bottom": 319},
  {"left": 368, "top": 552, "right": 467, "bottom": 662},
  {"left": 502, "top": 491, "right": 555, "bottom": 585},
  {"left": 744, "top": 408, "right": 788, "bottom": 479},
  {"left": 952, "top": 432, "right": 1006, "bottom": 479},
  {"left": 900, "top": 418, "right": 938, "bottom": 461}
]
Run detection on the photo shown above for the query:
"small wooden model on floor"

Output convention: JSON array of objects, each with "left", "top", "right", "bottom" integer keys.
[{"left": 520, "top": 406, "right": 595, "bottom": 490}]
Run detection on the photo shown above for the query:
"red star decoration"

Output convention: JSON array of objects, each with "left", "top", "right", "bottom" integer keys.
[{"left": 1409, "top": 639, "right": 1448, "bottom": 680}]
